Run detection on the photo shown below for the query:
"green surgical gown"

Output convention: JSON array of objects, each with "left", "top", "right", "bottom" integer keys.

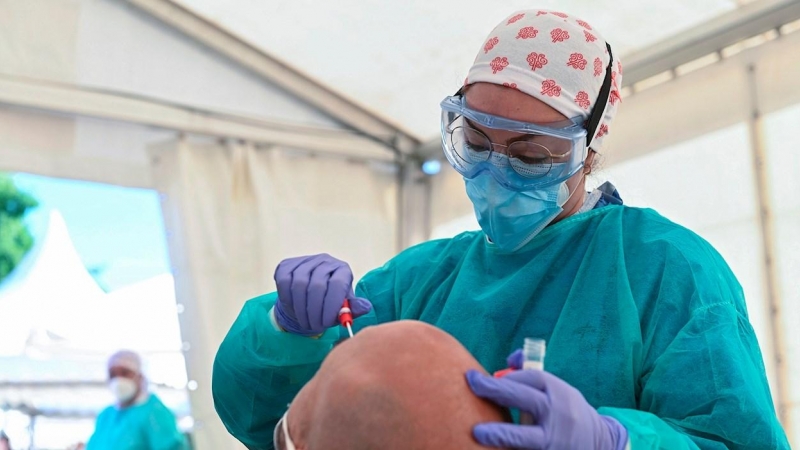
[
  {"left": 86, "top": 393, "right": 186, "bottom": 450},
  {"left": 212, "top": 206, "right": 789, "bottom": 449}
]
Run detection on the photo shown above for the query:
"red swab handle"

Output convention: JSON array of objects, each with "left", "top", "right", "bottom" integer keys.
[
  {"left": 338, "top": 299, "right": 353, "bottom": 327},
  {"left": 493, "top": 368, "right": 516, "bottom": 378}
]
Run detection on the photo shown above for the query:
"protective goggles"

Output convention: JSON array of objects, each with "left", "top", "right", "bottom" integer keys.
[
  {"left": 440, "top": 94, "right": 588, "bottom": 190},
  {"left": 441, "top": 42, "right": 615, "bottom": 191}
]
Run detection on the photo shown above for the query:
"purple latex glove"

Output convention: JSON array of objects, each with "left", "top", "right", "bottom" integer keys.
[
  {"left": 273, "top": 254, "right": 372, "bottom": 336},
  {"left": 466, "top": 350, "right": 628, "bottom": 450}
]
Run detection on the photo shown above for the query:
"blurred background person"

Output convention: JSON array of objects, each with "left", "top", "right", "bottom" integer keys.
[
  {"left": 86, "top": 350, "right": 186, "bottom": 450},
  {"left": 0, "top": 430, "right": 10, "bottom": 450}
]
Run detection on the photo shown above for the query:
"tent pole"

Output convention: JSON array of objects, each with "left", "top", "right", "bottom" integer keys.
[{"left": 745, "top": 63, "right": 791, "bottom": 442}]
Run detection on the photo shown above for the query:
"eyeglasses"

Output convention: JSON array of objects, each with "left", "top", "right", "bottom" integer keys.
[
  {"left": 446, "top": 120, "right": 575, "bottom": 179},
  {"left": 440, "top": 95, "right": 588, "bottom": 190}
]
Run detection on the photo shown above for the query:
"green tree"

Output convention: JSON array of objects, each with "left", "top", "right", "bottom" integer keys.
[{"left": 0, "top": 174, "right": 38, "bottom": 283}]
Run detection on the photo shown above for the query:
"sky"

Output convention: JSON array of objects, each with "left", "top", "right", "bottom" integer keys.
[{"left": 11, "top": 173, "right": 171, "bottom": 292}]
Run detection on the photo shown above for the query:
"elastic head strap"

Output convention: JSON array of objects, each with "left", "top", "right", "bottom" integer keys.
[{"left": 585, "top": 42, "right": 614, "bottom": 148}]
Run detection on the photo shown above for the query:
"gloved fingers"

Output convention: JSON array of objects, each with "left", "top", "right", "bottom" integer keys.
[
  {"left": 501, "top": 367, "right": 550, "bottom": 391},
  {"left": 318, "top": 263, "right": 352, "bottom": 329},
  {"left": 507, "top": 349, "right": 523, "bottom": 370},
  {"left": 601, "top": 415, "right": 629, "bottom": 446},
  {"left": 346, "top": 292, "right": 373, "bottom": 317},
  {"left": 308, "top": 260, "right": 346, "bottom": 330},
  {"left": 274, "top": 255, "right": 316, "bottom": 311},
  {"left": 320, "top": 262, "right": 360, "bottom": 327},
  {"left": 289, "top": 255, "right": 329, "bottom": 330},
  {"left": 473, "top": 423, "right": 546, "bottom": 449},
  {"left": 275, "top": 255, "right": 316, "bottom": 281},
  {"left": 326, "top": 260, "right": 353, "bottom": 288},
  {"left": 466, "top": 370, "right": 549, "bottom": 419}
]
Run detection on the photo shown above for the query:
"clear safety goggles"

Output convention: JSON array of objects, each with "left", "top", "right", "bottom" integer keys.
[
  {"left": 273, "top": 411, "right": 296, "bottom": 450},
  {"left": 440, "top": 94, "right": 589, "bottom": 191}
]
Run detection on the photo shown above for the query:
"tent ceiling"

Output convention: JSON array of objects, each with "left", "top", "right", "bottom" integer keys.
[{"left": 175, "top": 0, "right": 744, "bottom": 139}]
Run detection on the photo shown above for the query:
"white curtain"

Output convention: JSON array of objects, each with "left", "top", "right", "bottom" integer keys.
[{"left": 149, "top": 137, "right": 398, "bottom": 449}]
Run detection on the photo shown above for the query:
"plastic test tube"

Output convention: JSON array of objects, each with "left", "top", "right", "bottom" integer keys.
[
  {"left": 523, "top": 337, "right": 546, "bottom": 370},
  {"left": 520, "top": 338, "right": 546, "bottom": 425}
]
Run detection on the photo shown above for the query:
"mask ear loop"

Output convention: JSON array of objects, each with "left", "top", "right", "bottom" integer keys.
[
  {"left": 274, "top": 410, "right": 297, "bottom": 450},
  {"left": 283, "top": 411, "right": 297, "bottom": 450}
]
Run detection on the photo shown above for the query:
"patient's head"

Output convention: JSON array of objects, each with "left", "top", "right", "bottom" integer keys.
[{"left": 278, "top": 320, "right": 508, "bottom": 450}]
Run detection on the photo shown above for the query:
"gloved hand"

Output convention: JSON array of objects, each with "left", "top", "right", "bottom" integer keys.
[
  {"left": 466, "top": 350, "right": 628, "bottom": 450},
  {"left": 273, "top": 254, "right": 372, "bottom": 336}
]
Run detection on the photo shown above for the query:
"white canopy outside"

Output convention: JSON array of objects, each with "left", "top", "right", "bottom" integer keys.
[{"left": 0, "top": 210, "right": 189, "bottom": 415}]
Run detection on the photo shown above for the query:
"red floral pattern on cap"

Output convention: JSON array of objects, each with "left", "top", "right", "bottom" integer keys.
[
  {"left": 516, "top": 27, "right": 538, "bottom": 39},
  {"left": 541, "top": 79, "right": 562, "bottom": 97},
  {"left": 507, "top": 13, "right": 525, "bottom": 24},
  {"left": 465, "top": 9, "right": 621, "bottom": 151},
  {"left": 575, "top": 91, "right": 591, "bottom": 109},
  {"left": 551, "top": 28, "right": 570, "bottom": 43},
  {"left": 567, "top": 53, "right": 587, "bottom": 70},
  {"left": 527, "top": 52, "right": 548, "bottom": 71},
  {"left": 490, "top": 57, "right": 509, "bottom": 74},
  {"left": 484, "top": 37, "right": 499, "bottom": 54},
  {"left": 609, "top": 89, "right": 621, "bottom": 105}
]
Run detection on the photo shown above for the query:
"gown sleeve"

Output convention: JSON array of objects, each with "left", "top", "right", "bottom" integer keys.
[
  {"left": 212, "top": 293, "right": 340, "bottom": 449},
  {"left": 600, "top": 302, "right": 788, "bottom": 449},
  {"left": 599, "top": 231, "right": 789, "bottom": 450},
  {"left": 212, "top": 263, "right": 402, "bottom": 450},
  {"left": 146, "top": 399, "right": 188, "bottom": 450}
]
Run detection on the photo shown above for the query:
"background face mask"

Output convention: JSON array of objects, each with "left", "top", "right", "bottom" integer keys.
[
  {"left": 465, "top": 172, "right": 569, "bottom": 252},
  {"left": 109, "top": 377, "right": 138, "bottom": 403}
]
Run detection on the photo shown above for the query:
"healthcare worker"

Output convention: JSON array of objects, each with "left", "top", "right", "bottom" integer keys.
[
  {"left": 86, "top": 350, "right": 186, "bottom": 450},
  {"left": 212, "top": 9, "right": 789, "bottom": 450}
]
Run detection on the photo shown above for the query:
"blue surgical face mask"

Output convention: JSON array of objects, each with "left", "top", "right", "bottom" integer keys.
[{"left": 465, "top": 171, "right": 570, "bottom": 252}]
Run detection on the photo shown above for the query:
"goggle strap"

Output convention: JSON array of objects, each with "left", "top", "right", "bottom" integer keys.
[{"left": 585, "top": 42, "right": 614, "bottom": 148}]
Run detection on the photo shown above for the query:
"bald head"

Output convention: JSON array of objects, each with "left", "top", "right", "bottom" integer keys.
[{"left": 282, "top": 321, "right": 508, "bottom": 450}]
